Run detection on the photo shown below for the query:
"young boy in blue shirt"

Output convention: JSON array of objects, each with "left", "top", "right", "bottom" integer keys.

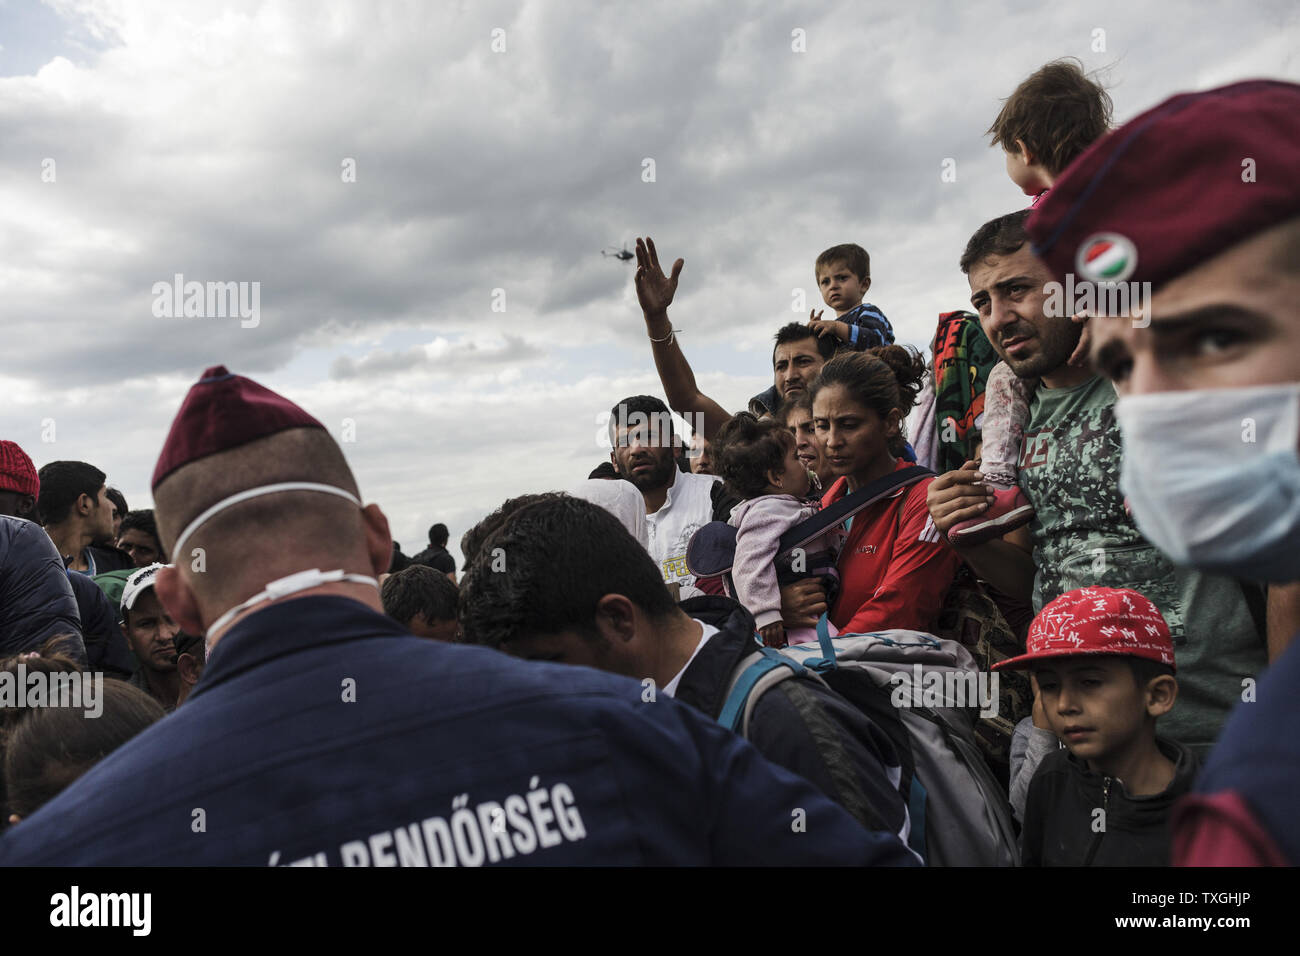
[{"left": 806, "top": 243, "right": 894, "bottom": 351}]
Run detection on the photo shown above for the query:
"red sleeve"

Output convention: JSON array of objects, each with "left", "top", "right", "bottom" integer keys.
[
  {"left": 838, "top": 483, "right": 963, "bottom": 635},
  {"left": 1172, "top": 791, "right": 1290, "bottom": 867}
]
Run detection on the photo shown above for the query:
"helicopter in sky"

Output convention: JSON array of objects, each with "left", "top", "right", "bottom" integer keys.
[{"left": 601, "top": 244, "right": 635, "bottom": 262}]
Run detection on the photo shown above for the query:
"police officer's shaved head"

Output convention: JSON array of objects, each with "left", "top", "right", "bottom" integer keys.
[{"left": 148, "top": 365, "right": 390, "bottom": 643}]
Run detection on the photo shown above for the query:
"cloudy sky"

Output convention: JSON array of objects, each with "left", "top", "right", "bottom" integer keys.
[{"left": 1, "top": 0, "right": 1296, "bottom": 565}]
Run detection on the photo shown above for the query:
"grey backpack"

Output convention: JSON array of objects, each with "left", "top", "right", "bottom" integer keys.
[{"left": 719, "top": 620, "right": 1020, "bottom": 867}]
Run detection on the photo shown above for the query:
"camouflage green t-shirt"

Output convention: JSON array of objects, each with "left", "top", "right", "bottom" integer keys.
[{"left": 1017, "top": 375, "right": 1266, "bottom": 755}]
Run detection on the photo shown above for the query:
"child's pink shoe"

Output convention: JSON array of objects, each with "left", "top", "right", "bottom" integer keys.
[{"left": 948, "top": 486, "right": 1035, "bottom": 546}]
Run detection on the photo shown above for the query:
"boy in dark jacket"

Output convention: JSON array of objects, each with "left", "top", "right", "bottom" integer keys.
[{"left": 994, "top": 586, "right": 1196, "bottom": 866}]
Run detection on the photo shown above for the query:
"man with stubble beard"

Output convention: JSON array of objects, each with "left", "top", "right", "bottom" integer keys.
[
  {"left": 925, "top": 210, "right": 1269, "bottom": 759},
  {"left": 608, "top": 395, "right": 734, "bottom": 593}
]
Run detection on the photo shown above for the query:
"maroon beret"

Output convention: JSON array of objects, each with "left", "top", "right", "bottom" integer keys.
[
  {"left": 151, "top": 365, "right": 325, "bottom": 490},
  {"left": 1027, "top": 79, "right": 1300, "bottom": 290},
  {"left": 0, "top": 440, "right": 39, "bottom": 498}
]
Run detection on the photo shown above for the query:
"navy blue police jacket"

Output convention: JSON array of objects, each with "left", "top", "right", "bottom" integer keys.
[
  {"left": 0, "top": 595, "right": 917, "bottom": 866},
  {"left": 1182, "top": 633, "right": 1300, "bottom": 864}
]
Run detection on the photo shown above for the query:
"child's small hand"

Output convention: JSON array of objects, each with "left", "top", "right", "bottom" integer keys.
[
  {"left": 759, "top": 622, "right": 786, "bottom": 648},
  {"left": 808, "top": 318, "right": 848, "bottom": 342}
]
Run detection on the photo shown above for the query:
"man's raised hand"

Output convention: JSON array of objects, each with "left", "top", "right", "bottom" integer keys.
[{"left": 635, "top": 237, "right": 684, "bottom": 318}]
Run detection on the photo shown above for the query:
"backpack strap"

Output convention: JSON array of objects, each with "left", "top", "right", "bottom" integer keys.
[
  {"left": 776, "top": 465, "right": 934, "bottom": 557},
  {"left": 798, "top": 613, "right": 841, "bottom": 673},
  {"left": 688, "top": 465, "right": 934, "bottom": 579},
  {"left": 907, "top": 776, "right": 929, "bottom": 862},
  {"left": 718, "top": 644, "right": 808, "bottom": 735}
]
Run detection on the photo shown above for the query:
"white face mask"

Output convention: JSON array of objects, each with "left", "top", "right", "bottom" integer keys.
[
  {"left": 170, "top": 482, "right": 379, "bottom": 647},
  {"left": 1115, "top": 382, "right": 1300, "bottom": 583},
  {"left": 205, "top": 566, "right": 379, "bottom": 647}
]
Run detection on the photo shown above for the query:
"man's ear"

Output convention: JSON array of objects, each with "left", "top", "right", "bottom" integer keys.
[
  {"left": 76, "top": 492, "right": 94, "bottom": 518},
  {"left": 1146, "top": 674, "right": 1178, "bottom": 718},
  {"left": 177, "top": 653, "right": 202, "bottom": 685},
  {"left": 593, "top": 594, "right": 638, "bottom": 646},
  {"left": 360, "top": 504, "right": 393, "bottom": 577},
  {"left": 1014, "top": 138, "right": 1036, "bottom": 166},
  {"left": 17, "top": 495, "right": 35, "bottom": 519},
  {"left": 861, "top": 276, "right": 871, "bottom": 294},
  {"left": 154, "top": 566, "right": 205, "bottom": 637}
]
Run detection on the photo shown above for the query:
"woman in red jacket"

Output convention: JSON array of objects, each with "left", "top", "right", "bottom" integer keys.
[{"left": 811, "top": 347, "right": 963, "bottom": 635}]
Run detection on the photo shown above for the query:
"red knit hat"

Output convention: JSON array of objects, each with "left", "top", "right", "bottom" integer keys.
[
  {"left": 1027, "top": 79, "right": 1300, "bottom": 291},
  {"left": 993, "top": 586, "right": 1175, "bottom": 672},
  {"left": 0, "top": 441, "right": 39, "bottom": 498},
  {"left": 151, "top": 366, "right": 325, "bottom": 490}
]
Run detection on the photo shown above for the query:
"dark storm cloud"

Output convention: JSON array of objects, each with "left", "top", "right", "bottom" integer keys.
[{"left": 0, "top": 0, "right": 1295, "bottom": 549}]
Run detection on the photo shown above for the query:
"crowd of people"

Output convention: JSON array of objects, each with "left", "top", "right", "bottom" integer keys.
[{"left": 0, "top": 62, "right": 1296, "bottom": 866}]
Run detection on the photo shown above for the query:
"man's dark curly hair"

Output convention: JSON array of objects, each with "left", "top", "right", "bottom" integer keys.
[
  {"left": 381, "top": 564, "right": 460, "bottom": 626},
  {"left": 459, "top": 495, "right": 675, "bottom": 650},
  {"left": 459, "top": 492, "right": 566, "bottom": 571},
  {"left": 118, "top": 509, "right": 166, "bottom": 561}
]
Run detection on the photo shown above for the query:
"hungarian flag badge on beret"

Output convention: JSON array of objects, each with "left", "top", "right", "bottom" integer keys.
[{"left": 1028, "top": 79, "right": 1300, "bottom": 292}]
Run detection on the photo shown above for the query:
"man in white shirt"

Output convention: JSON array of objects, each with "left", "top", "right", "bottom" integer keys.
[{"left": 608, "top": 395, "right": 727, "bottom": 590}]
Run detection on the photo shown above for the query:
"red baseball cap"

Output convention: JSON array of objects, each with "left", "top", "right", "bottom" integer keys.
[
  {"left": 993, "top": 586, "right": 1175, "bottom": 671},
  {"left": 152, "top": 365, "right": 325, "bottom": 490},
  {"left": 0, "top": 440, "right": 39, "bottom": 498},
  {"left": 1027, "top": 79, "right": 1300, "bottom": 292}
]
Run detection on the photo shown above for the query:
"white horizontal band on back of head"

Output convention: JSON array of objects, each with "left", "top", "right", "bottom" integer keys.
[
  {"left": 172, "top": 482, "right": 362, "bottom": 559},
  {"left": 204, "top": 567, "right": 379, "bottom": 640}
]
